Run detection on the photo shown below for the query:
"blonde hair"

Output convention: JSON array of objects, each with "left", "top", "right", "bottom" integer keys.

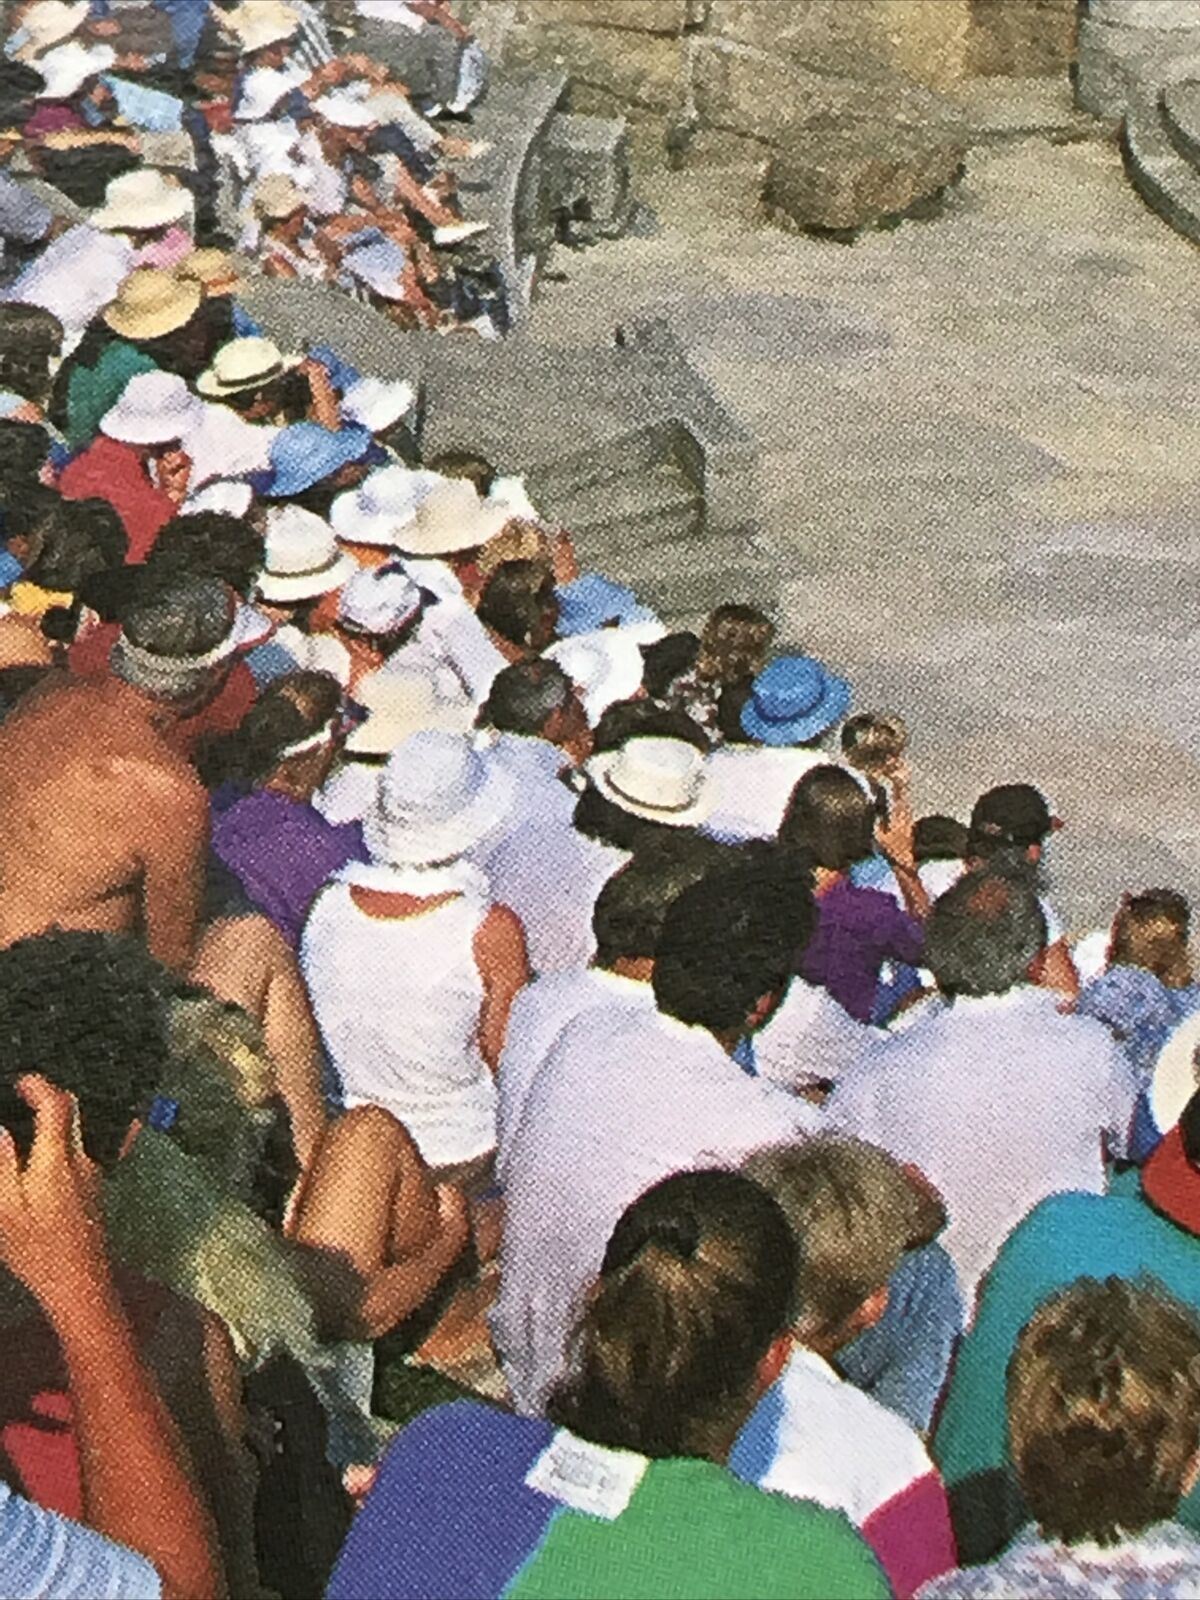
[
  {"left": 696, "top": 603, "right": 774, "bottom": 687},
  {"left": 840, "top": 712, "right": 908, "bottom": 778},
  {"left": 1110, "top": 889, "right": 1193, "bottom": 989},
  {"left": 475, "top": 518, "right": 551, "bottom": 580}
]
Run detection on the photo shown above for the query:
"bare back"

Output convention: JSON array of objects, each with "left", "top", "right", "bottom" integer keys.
[{"left": 0, "top": 675, "right": 209, "bottom": 970}]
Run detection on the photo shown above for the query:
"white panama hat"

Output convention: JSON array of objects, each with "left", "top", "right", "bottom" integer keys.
[
  {"left": 585, "top": 736, "right": 713, "bottom": 828},
  {"left": 346, "top": 664, "right": 473, "bottom": 756},
  {"left": 257, "top": 506, "right": 357, "bottom": 605},
  {"left": 364, "top": 728, "right": 515, "bottom": 866},
  {"left": 92, "top": 168, "right": 193, "bottom": 232},
  {"left": 234, "top": 65, "right": 303, "bottom": 121},
  {"left": 338, "top": 565, "right": 422, "bottom": 637},
  {"left": 100, "top": 370, "right": 203, "bottom": 445},
  {"left": 330, "top": 464, "right": 444, "bottom": 548},
  {"left": 195, "top": 335, "right": 302, "bottom": 398},
  {"left": 340, "top": 376, "right": 415, "bottom": 434}
]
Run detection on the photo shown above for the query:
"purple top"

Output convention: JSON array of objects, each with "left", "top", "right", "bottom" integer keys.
[
  {"left": 800, "top": 877, "right": 924, "bottom": 1023},
  {"left": 210, "top": 786, "right": 367, "bottom": 949}
]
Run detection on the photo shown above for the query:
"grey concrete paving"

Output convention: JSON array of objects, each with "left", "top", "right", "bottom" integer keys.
[{"left": 525, "top": 115, "right": 1200, "bottom": 933}]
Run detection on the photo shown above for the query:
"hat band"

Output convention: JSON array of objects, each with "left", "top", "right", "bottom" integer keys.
[
  {"left": 219, "top": 359, "right": 286, "bottom": 389},
  {"left": 339, "top": 602, "right": 420, "bottom": 639},
  {"left": 119, "top": 633, "right": 234, "bottom": 674},
  {"left": 603, "top": 770, "right": 699, "bottom": 816},
  {"left": 278, "top": 717, "right": 337, "bottom": 760},
  {"left": 265, "top": 551, "right": 342, "bottom": 582}
]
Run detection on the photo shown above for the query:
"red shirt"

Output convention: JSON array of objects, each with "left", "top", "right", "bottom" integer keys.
[{"left": 57, "top": 436, "right": 177, "bottom": 564}]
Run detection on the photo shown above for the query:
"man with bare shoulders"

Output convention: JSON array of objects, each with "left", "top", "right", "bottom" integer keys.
[{"left": 0, "top": 577, "right": 259, "bottom": 972}]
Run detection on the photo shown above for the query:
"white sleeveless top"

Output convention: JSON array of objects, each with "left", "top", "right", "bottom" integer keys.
[{"left": 301, "top": 859, "right": 497, "bottom": 1167}]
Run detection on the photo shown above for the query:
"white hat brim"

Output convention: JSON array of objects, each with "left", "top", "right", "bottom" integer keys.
[
  {"left": 195, "top": 350, "right": 302, "bottom": 398},
  {"left": 93, "top": 193, "right": 193, "bottom": 232},
  {"left": 584, "top": 749, "right": 714, "bottom": 828},
  {"left": 256, "top": 550, "right": 357, "bottom": 605},
  {"left": 363, "top": 756, "right": 515, "bottom": 866},
  {"left": 345, "top": 695, "right": 474, "bottom": 756},
  {"left": 102, "top": 403, "right": 202, "bottom": 445},
  {"left": 1151, "top": 1010, "right": 1200, "bottom": 1136}
]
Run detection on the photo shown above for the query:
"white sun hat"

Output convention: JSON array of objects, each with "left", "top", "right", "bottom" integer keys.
[
  {"left": 1151, "top": 1010, "right": 1200, "bottom": 1140},
  {"left": 34, "top": 38, "right": 114, "bottom": 99},
  {"left": 545, "top": 627, "right": 649, "bottom": 725},
  {"left": 183, "top": 479, "right": 255, "bottom": 518},
  {"left": 257, "top": 506, "right": 357, "bottom": 605},
  {"left": 14, "top": 0, "right": 88, "bottom": 58},
  {"left": 184, "top": 401, "right": 276, "bottom": 489},
  {"left": 100, "top": 370, "right": 203, "bottom": 445},
  {"left": 392, "top": 476, "right": 510, "bottom": 557},
  {"left": 312, "top": 85, "right": 377, "bottom": 128},
  {"left": 338, "top": 566, "right": 423, "bottom": 637},
  {"left": 92, "top": 168, "right": 193, "bottom": 232},
  {"left": 195, "top": 335, "right": 302, "bottom": 398},
  {"left": 364, "top": 728, "right": 515, "bottom": 866},
  {"left": 346, "top": 663, "right": 473, "bottom": 756},
  {"left": 340, "top": 376, "right": 415, "bottom": 433},
  {"left": 234, "top": 64, "right": 304, "bottom": 121},
  {"left": 330, "top": 463, "right": 444, "bottom": 547},
  {"left": 223, "top": 0, "right": 300, "bottom": 53},
  {"left": 585, "top": 736, "right": 713, "bottom": 828}
]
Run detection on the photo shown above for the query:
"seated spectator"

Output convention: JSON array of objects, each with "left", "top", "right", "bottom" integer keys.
[
  {"left": 91, "top": 167, "right": 195, "bottom": 270},
  {"left": 0, "top": 300, "right": 63, "bottom": 430},
  {"left": 0, "top": 1070, "right": 222, "bottom": 1599},
  {"left": 781, "top": 764, "right": 928, "bottom": 1024},
  {"left": 328, "top": 1169, "right": 890, "bottom": 1600},
  {"left": 925, "top": 1279, "right": 1200, "bottom": 1599},
  {"left": 475, "top": 556, "right": 559, "bottom": 664},
  {"left": 733, "top": 1137, "right": 958, "bottom": 1597},
  {"left": 251, "top": 503, "right": 356, "bottom": 665},
  {"left": 828, "top": 860, "right": 1136, "bottom": 1302},
  {"left": 966, "top": 781, "right": 1079, "bottom": 1003},
  {"left": 201, "top": 669, "right": 367, "bottom": 950},
  {"left": 934, "top": 1084, "right": 1200, "bottom": 1563},
  {"left": 332, "top": 564, "right": 434, "bottom": 689},
  {"left": 702, "top": 651, "right": 851, "bottom": 842},
  {"left": 493, "top": 852, "right": 821, "bottom": 1415},
  {"left": 302, "top": 728, "right": 529, "bottom": 1187},
  {"left": 653, "top": 600, "right": 776, "bottom": 742}
]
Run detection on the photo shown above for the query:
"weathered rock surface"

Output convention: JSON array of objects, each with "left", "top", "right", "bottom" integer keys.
[{"left": 763, "top": 121, "right": 966, "bottom": 232}]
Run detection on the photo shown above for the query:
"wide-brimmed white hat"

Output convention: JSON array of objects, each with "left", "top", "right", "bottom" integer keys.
[
  {"left": 93, "top": 168, "right": 193, "bottom": 232},
  {"left": 257, "top": 506, "right": 357, "bottom": 604},
  {"left": 183, "top": 479, "right": 254, "bottom": 518},
  {"left": 1151, "top": 1010, "right": 1200, "bottom": 1139},
  {"left": 330, "top": 464, "right": 443, "bottom": 548},
  {"left": 16, "top": 0, "right": 88, "bottom": 57},
  {"left": 364, "top": 728, "right": 515, "bottom": 866},
  {"left": 546, "top": 627, "right": 648, "bottom": 725},
  {"left": 586, "top": 736, "right": 713, "bottom": 828},
  {"left": 100, "top": 370, "right": 203, "bottom": 445},
  {"left": 364, "top": 475, "right": 509, "bottom": 557},
  {"left": 346, "top": 664, "right": 473, "bottom": 756},
  {"left": 223, "top": 0, "right": 300, "bottom": 53},
  {"left": 338, "top": 566, "right": 422, "bottom": 637},
  {"left": 234, "top": 64, "right": 304, "bottom": 121},
  {"left": 184, "top": 400, "right": 275, "bottom": 488},
  {"left": 35, "top": 38, "right": 114, "bottom": 98},
  {"left": 196, "top": 335, "right": 301, "bottom": 398},
  {"left": 340, "top": 376, "right": 414, "bottom": 433}
]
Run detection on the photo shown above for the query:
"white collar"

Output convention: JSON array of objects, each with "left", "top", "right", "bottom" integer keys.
[
  {"left": 337, "top": 856, "right": 488, "bottom": 899},
  {"left": 590, "top": 968, "right": 655, "bottom": 1001}
]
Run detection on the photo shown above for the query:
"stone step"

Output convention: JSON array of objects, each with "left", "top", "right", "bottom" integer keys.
[
  {"left": 1124, "top": 85, "right": 1200, "bottom": 246},
  {"left": 551, "top": 460, "right": 702, "bottom": 543},
  {"left": 525, "top": 422, "right": 686, "bottom": 503},
  {"left": 1161, "top": 77, "right": 1200, "bottom": 167}
]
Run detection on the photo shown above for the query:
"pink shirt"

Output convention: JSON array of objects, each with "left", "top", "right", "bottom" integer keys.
[{"left": 132, "top": 226, "right": 193, "bottom": 269}]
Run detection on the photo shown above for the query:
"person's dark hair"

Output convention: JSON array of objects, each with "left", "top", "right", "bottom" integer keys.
[
  {"left": 696, "top": 602, "right": 774, "bottom": 686},
  {"left": 924, "top": 860, "right": 1046, "bottom": 999},
  {"left": 0, "top": 303, "right": 62, "bottom": 405},
  {"left": 640, "top": 631, "right": 699, "bottom": 701},
  {"left": 146, "top": 511, "right": 264, "bottom": 598},
  {"left": 22, "top": 496, "right": 127, "bottom": 593},
  {"left": 778, "top": 764, "right": 876, "bottom": 873},
  {"left": 478, "top": 657, "right": 573, "bottom": 738},
  {"left": 1109, "top": 888, "right": 1192, "bottom": 989},
  {"left": 968, "top": 781, "right": 1055, "bottom": 859},
  {"left": 476, "top": 558, "right": 557, "bottom": 651},
  {"left": 653, "top": 854, "right": 813, "bottom": 1037},
  {"left": 222, "top": 368, "right": 311, "bottom": 424},
  {"left": 0, "top": 418, "right": 49, "bottom": 492},
  {"left": 123, "top": 574, "right": 235, "bottom": 659},
  {"left": 37, "top": 142, "right": 140, "bottom": 209},
  {"left": 1008, "top": 1277, "right": 1200, "bottom": 1547},
  {"left": 0, "top": 663, "right": 50, "bottom": 723},
  {"left": 914, "top": 813, "right": 969, "bottom": 864},
  {"left": 0, "top": 58, "right": 42, "bottom": 124},
  {"left": 196, "top": 669, "right": 342, "bottom": 791},
  {"left": 425, "top": 449, "right": 496, "bottom": 497},
  {"left": 547, "top": 1169, "right": 796, "bottom": 1459},
  {"left": 573, "top": 782, "right": 681, "bottom": 855},
  {"left": 0, "top": 931, "right": 170, "bottom": 1167},
  {"left": 591, "top": 698, "right": 710, "bottom": 757},
  {"left": 592, "top": 836, "right": 735, "bottom": 969}
]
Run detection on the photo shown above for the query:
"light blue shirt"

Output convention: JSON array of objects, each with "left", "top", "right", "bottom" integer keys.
[{"left": 0, "top": 1480, "right": 161, "bottom": 1599}]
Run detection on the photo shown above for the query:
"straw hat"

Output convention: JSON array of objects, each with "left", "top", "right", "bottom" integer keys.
[
  {"left": 330, "top": 464, "right": 444, "bottom": 548},
  {"left": 195, "top": 335, "right": 301, "bottom": 398},
  {"left": 335, "top": 474, "right": 508, "bottom": 556},
  {"left": 34, "top": 38, "right": 114, "bottom": 99},
  {"left": 345, "top": 664, "right": 473, "bottom": 756},
  {"left": 585, "top": 737, "right": 713, "bottom": 828},
  {"left": 15, "top": 0, "right": 88, "bottom": 58},
  {"left": 253, "top": 173, "right": 306, "bottom": 221},
  {"left": 257, "top": 506, "right": 357, "bottom": 605},
  {"left": 92, "top": 168, "right": 193, "bottom": 232},
  {"left": 363, "top": 729, "right": 515, "bottom": 866},
  {"left": 103, "top": 267, "right": 200, "bottom": 341},
  {"left": 223, "top": 1, "right": 300, "bottom": 53},
  {"left": 175, "top": 248, "right": 244, "bottom": 297},
  {"left": 100, "top": 370, "right": 203, "bottom": 445}
]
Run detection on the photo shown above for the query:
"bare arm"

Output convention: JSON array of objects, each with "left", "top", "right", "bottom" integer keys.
[
  {"left": 473, "top": 904, "right": 531, "bottom": 1074},
  {"left": 142, "top": 769, "right": 208, "bottom": 974},
  {"left": 1029, "top": 937, "right": 1081, "bottom": 1008},
  {"left": 0, "top": 1078, "right": 223, "bottom": 1599}
]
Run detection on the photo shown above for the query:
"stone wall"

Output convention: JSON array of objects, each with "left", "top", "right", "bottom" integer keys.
[{"left": 460, "top": 0, "right": 1079, "bottom": 151}]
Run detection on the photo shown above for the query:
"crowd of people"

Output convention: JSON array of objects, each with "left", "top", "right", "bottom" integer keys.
[{"left": 0, "top": 2, "right": 1198, "bottom": 1599}]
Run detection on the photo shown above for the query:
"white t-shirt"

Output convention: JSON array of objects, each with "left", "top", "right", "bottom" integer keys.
[
  {"left": 825, "top": 986, "right": 1137, "bottom": 1304},
  {"left": 700, "top": 744, "right": 829, "bottom": 843},
  {"left": 492, "top": 1004, "right": 821, "bottom": 1414},
  {"left": 752, "top": 974, "right": 875, "bottom": 1092}
]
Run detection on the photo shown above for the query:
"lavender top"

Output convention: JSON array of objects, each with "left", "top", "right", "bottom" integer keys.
[
  {"left": 800, "top": 877, "right": 924, "bottom": 1023},
  {"left": 211, "top": 786, "right": 366, "bottom": 949}
]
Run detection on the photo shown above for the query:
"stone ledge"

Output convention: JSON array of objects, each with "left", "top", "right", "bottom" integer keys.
[
  {"left": 762, "top": 122, "right": 967, "bottom": 236},
  {"left": 517, "top": 1, "right": 693, "bottom": 36}
]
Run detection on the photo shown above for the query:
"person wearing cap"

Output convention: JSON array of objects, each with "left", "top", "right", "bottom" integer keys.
[
  {"left": 57, "top": 368, "right": 202, "bottom": 561},
  {"left": 933, "top": 1086, "right": 1200, "bottom": 1569},
  {"left": 826, "top": 860, "right": 1136, "bottom": 1307},
  {"left": 301, "top": 728, "right": 530, "bottom": 1202},
  {"left": 701, "top": 651, "right": 853, "bottom": 844},
  {"left": 493, "top": 850, "right": 822, "bottom": 1418},
  {"left": 731, "top": 1137, "right": 957, "bottom": 1598},
  {"left": 965, "top": 781, "right": 1079, "bottom": 1004}
]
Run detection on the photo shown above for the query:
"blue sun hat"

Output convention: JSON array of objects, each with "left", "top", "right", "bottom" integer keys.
[
  {"left": 555, "top": 574, "right": 659, "bottom": 637},
  {"left": 741, "top": 654, "right": 851, "bottom": 747},
  {"left": 259, "top": 422, "right": 374, "bottom": 499}
]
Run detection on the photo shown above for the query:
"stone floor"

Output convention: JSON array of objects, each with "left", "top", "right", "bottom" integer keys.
[{"left": 525, "top": 100, "right": 1200, "bottom": 933}]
